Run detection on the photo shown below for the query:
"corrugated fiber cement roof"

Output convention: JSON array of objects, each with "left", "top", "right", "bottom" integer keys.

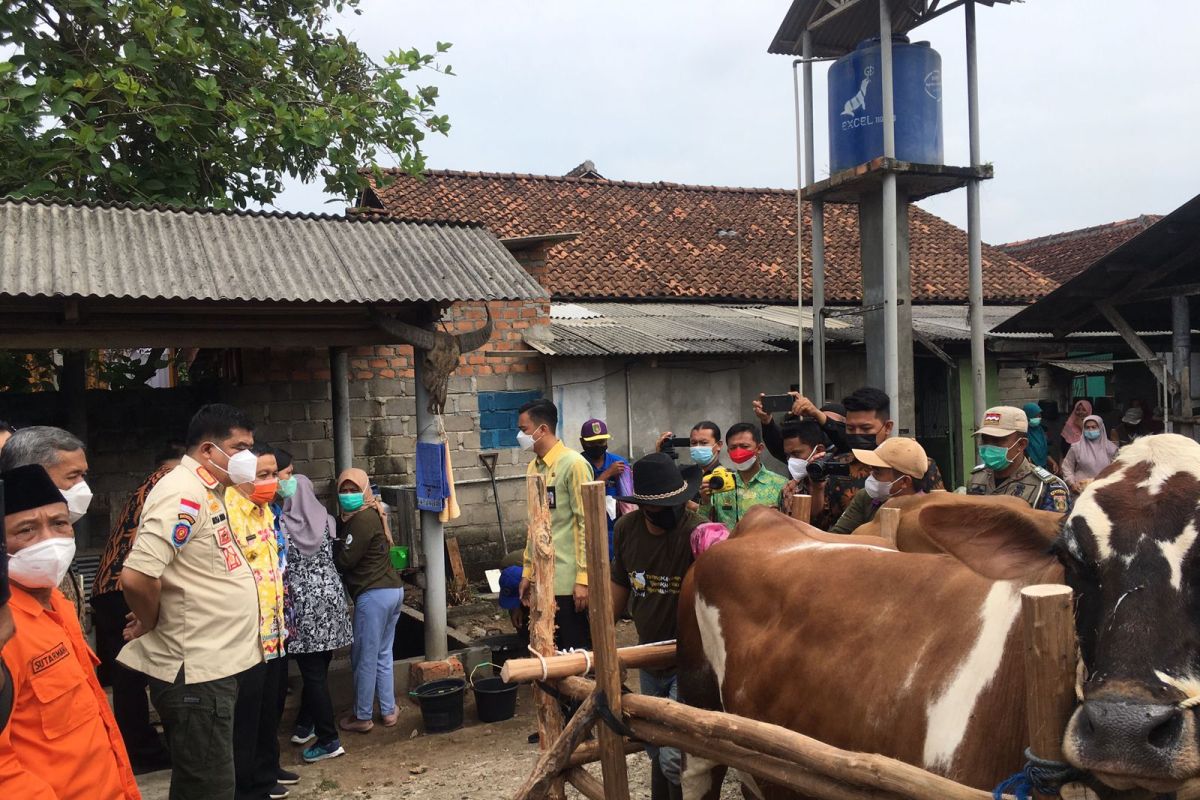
[{"left": 0, "top": 198, "right": 547, "bottom": 304}]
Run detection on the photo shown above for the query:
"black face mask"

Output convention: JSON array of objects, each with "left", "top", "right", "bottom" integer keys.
[
  {"left": 583, "top": 446, "right": 608, "bottom": 461},
  {"left": 846, "top": 433, "right": 880, "bottom": 452},
  {"left": 643, "top": 505, "right": 684, "bottom": 530}
]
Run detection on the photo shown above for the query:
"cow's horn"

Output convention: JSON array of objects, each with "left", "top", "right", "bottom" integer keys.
[
  {"left": 369, "top": 308, "right": 441, "bottom": 352},
  {"left": 455, "top": 307, "right": 494, "bottom": 353}
]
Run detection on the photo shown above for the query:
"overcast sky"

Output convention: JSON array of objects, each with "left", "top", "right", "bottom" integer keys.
[{"left": 276, "top": 0, "right": 1200, "bottom": 244}]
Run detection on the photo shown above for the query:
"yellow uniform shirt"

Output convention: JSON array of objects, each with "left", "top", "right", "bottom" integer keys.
[
  {"left": 522, "top": 441, "right": 593, "bottom": 596},
  {"left": 225, "top": 488, "right": 286, "bottom": 660}
]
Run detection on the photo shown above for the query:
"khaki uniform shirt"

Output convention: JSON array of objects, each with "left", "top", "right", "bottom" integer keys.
[
  {"left": 118, "top": 455, "right": 262, "bottom": 684},
  {"left": 967, "top": 458, "right": 1072, "bottom": 514}
]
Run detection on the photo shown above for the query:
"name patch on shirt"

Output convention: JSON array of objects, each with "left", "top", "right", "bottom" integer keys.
[
  {"left": 546, "top": 486, "right": 557, "bottom": 510},
  {"left": 32, "top": 642, "right": 70, "bottom": 674}
]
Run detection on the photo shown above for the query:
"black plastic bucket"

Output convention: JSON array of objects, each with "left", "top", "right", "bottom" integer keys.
[
  {"left": 411, "top": 678, "right": 465, "bottom": 733},
  {"left": 477, "top": 633, "right": 523, "bottom": 670},
  {"left": 473, "top": 676, "right": 519, "bottom": 723}
]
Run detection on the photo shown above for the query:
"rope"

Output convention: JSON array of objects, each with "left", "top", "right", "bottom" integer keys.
[
  {"left": 564, "top": 647, "right": 593, "bottom": 674},
  {"left": 993, "top": 748, "right": 1088, "bottom": 800},
  {"left": 527, "top": 645, "right": 549, "bottom": 681},
  {"left": 595, "top": 690, "right": 638, "bottom": 740}
]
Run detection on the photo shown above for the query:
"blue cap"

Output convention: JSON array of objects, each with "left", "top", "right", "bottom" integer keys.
[{"left": 498, "top": 565, "right": 523, "bottom": 610}]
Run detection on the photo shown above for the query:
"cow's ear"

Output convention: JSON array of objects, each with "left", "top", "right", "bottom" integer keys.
[{"left": 918, "top": 496, "right": 1060, "bottom": 580}]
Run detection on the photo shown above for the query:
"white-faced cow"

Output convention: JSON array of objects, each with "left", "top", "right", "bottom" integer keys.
[{"left": 677, "top": 434, "right": 1200, "bottom": 799}]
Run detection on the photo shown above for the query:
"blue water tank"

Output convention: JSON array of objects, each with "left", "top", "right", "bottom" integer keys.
[{"left": 827, "top": 36, "right": 943, "bottom": 174}]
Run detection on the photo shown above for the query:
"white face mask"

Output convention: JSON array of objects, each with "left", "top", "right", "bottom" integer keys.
[
  {"left": 517, "top": 425, "right": 543, "bottom": 452},
  {"left": 864, "top": 474, "right": 894, "bottom": 502},
  {"left": 208, "top": 443, "right": 258, "bottom": 484},
  {"left": 9, "top": 537, "right": 76, "bottom": 588},
  {"left": 787, "top": 450, "right": 824, "bottom": 481},
  {"left": 61, "top": 480, "right": 93, "bottom": 523}
]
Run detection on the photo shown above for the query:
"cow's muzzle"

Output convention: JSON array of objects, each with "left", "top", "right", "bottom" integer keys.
[{"left": 1064, "top": 699, "right": 1200, "bottom": 791}]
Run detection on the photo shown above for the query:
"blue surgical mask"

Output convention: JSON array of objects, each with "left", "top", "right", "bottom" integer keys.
[
  {"left": 1029, "top": 417, "right": 1042, "bottom": 428},
  {"left": 979, "top": 444, "right": 1013, "bottom": 471},
  {"left": 1083, "top": 429, "right": 1102, "bottom": 441},
  {"left": 690, "top": 445, "right": 715, "bottom": 465}
]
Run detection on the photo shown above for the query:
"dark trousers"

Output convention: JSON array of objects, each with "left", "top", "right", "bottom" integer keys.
[
  {"left": 92, "top": 591, "right": 170, "bottom": 766},
  {"left": 148, "top": 668, "right": 238, "bottom": 800},
  {"left": 293, "top": 651, "right": 338, "bottom": 746},
  {"left": 553, "top": 595, "right": 592, "bottom": 651},
  {"left": 233, "top": 658, "right": 287, "bottom": 800}
]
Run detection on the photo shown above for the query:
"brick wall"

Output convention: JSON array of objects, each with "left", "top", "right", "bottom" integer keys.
[{"left": 0, "top": 299, "right": 550, "bottom": 577}]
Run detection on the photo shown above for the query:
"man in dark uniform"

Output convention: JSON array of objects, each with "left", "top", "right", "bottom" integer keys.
[{"left": 967, "top": 405, "right": 1072, "bottom": 514}]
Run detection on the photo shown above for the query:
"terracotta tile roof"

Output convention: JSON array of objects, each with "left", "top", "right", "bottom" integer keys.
[
  {"left": 997, "top": 215, "right": 1162, "bottom": 285},
  {"left": 364, "top": 169, "right": 1056, "bottom": 304}
]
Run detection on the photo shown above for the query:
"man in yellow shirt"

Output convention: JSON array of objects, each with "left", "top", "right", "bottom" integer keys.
[{"left": 516, "top": 399, "right": 593, "bottom": 651}]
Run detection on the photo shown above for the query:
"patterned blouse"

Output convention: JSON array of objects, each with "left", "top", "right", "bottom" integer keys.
[
  {"left": 281, "top": 517, "right": 353, "bottom": 654},
  {"left": 225, "top": 488, "right": 286, "bottom": 660}
]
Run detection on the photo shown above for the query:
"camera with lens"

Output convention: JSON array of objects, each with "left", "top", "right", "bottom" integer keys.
[
  {"left": 707, "top": 466, "right": 736, "bottom": 493},
  {"left": 661, "top": 436, "right": 691, "bottom": 461},
  {"left": 806, "top": 456, "right": 851, "bottom": 483}
]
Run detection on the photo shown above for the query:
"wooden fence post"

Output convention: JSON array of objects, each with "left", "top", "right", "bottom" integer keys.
[
  {"left": 789, "top": 494, "right": 812, "bottom": 524},
  {"left": 878, "top": 506, "right": 901, "bottom": 547},
  {"left": 526, "top": 474, "right": 566, "bottom": 800},
  {"left": 582, "top": 480, "right": 631, "bottom": 797},
  {"left": 1020, "top": 584, "right": 1077, "bottom": 800}
]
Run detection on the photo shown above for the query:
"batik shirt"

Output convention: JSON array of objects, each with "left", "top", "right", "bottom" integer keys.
[
  {"left": 226, "top": 488, "right": 286, "bottom": 660},
  {"left": 92, "top": 465, "right": 172, "bottom": 598},
  {"left": 710, "top": 465, "right": 788, "bottom": 528}
]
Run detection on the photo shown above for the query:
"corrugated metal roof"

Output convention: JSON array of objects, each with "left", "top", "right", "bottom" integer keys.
[
  {"left": 768, "top": 0, "right": 1018, "bottom": 58},
  {"left": 0, "top": 197, "right": 547, "bottom": 304}
]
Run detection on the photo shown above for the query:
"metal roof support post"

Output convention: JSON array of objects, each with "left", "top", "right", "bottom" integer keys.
[
  {"left": 792, "top": 58, "right": 806, "bottom": 397},
  {"left": 1173, "top": 295, "right": 1192, "bottom": 434},
  {"left": 414, "top": 350, "right": 448, "bottom": 662},
  {"left": 330, "top": 347, "right": 352, "bottom": 476},
  {"left": 802, "top": 30, "right": 827, "bottom": 407},
  {"left": 879, "top": 0, "right": 901, "bottom": 435},
  {"left": 965, "top": 0, "right": 987, "bottom": 436}
]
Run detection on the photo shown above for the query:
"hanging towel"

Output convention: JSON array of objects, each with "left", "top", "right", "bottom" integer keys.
[
  {"left": 439, "top": 439, "right": 461, "bottom": 522},
  {"left": 416, "top": 441, "right": 449, "bottom": 513}
]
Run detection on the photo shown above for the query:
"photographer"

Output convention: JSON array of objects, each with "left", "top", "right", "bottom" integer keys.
[
  {"left": 755, "top": 394, "right": 849, "bottom": 462},
  {"left": 779, "top": 419, "right": 827, "bottom": 517},
  {"left": 709, "top": 423, "right": 787, "bottom": 527},
  {"left": 654, "top": 421, "right": 722, "bottom": 518},
  {"left": 810, "top": 387, "right": 944, "bottom": 530},
  {"left": 829, "top": 438, "right": 929, "bottom": 534}
]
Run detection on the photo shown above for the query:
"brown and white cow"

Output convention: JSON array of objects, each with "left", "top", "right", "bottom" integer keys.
[{"left": 677, "top": 434, "right": 1200, "bottom": 799}]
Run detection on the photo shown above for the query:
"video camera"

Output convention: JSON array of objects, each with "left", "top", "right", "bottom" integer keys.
[
  {"left": 706, "top": 467, "right": 736, "bottom": 493},
  {"left": 806, "top": 456, "right": 851, "bottom": 483},
  {"left": 660, "top": 436, "right": 691, "bottom": 461}
]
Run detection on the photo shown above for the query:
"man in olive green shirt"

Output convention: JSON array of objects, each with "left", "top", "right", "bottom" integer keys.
[
  {"left": 710, "top": 422, "right": 788, "bottom": 528},
  {"left": 829, "top": 436, "right": 928, "bottom": 534},
  {"left": 517, "top": 399, "right": 593, "bottom": 651}
]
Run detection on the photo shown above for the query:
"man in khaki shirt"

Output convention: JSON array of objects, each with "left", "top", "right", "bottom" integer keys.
[{"left": 120, "top": 404, "right": 262, "bottom": 800}]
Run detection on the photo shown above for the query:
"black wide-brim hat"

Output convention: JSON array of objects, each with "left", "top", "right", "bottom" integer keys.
[{"left": 616, "top": 452, "right": 703, "bottom": 507}]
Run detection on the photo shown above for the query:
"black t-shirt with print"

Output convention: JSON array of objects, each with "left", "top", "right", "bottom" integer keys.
[{"left": 612, "top": 509, "right": 701, "bottom": 673}]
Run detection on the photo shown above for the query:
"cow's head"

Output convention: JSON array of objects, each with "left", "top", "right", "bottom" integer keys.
[{"left": 1057, "top": 434, "right": 1200, "bottom": 793}]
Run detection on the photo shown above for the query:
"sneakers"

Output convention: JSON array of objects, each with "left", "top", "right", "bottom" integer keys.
[
  {"left": 276, "top": 768, "right": 301, "bottom": 785},
  {"left": 290, "top": 725, "right": 316, "bottom": 745},
  {"left": 302, "top": 739, "right": 346, "bottom": 763},
  {"left": 268, "top": 785, "right": 290, "bottom": 800}
]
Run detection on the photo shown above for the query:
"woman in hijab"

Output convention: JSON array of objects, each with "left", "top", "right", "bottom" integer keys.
[
  {"left": 1022, "top": 402, "right": 1055, "bottom": 472},
  {"left": 278, "top": 470, "right": 353, "bottom": 764},
  {"left": 1062, "top": 415, "right": 1118, "bottom": 493},
  {"left": 333, "top": 468, "right": 403, "bottom": 734},
  {"left": 1060, "top": 399, "right": 1092, "bottom": 457}
]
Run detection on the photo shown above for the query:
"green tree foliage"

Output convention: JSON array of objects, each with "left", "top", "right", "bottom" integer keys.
[{"left": 0, "top": 0, "right": 451, "bottom": 207}]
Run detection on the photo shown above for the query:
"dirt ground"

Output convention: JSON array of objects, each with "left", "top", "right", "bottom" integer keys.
[{"left": 136, "top": 620, "right": 742, "bottom": 799}]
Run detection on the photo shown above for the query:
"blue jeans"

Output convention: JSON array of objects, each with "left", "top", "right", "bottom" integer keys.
[
  {"left": 639, "top": 670, "right": 682, "bottom": 785},
  {"left": 350, "top": 587, "right": 404, "bottom": 721}
]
